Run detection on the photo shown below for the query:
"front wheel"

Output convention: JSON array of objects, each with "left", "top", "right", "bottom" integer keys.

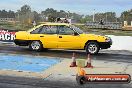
[
  {"left": 86, "top": 41, "right": 99, "bottom": 54},
  {"left": 29, "top": 41, "right": 43, "bottom": 51},
  {"left": 76, "top": 75, "right": 86, "bottom": 85}
]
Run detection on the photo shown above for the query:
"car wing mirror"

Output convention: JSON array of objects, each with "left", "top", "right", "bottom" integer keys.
[{"left": 74, "top": 32, "right": 79, "bottom": 36}]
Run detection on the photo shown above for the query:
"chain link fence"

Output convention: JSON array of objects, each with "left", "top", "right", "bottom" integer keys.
[{"left": 85, "top": 21, "right": 122, "bottom": 29}]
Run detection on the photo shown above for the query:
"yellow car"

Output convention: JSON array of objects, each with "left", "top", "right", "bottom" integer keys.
[{"left": 14, "top": 23, "right": 112, "bottom": 54}]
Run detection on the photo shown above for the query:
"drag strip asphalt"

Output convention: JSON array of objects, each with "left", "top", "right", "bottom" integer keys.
[
  {"left": 0, "top": 43, "right": 132, "bottom": 63},
  {"left": 0, "top": 43, "right": 132, "bottom": 88}
]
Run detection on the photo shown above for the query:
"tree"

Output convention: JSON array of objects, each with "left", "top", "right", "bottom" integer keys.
[
  {"left": 20, "top": 5, "right": 31, "bottom": 15},
  {"left": 94, "top": 12, "right": 117, "bottom": 22},
  {"left": 0, "top": 10, "right": 8, "bottom": 18},
  {"left": 40, "top": 8, "right": 83, "bottom": 22},
  {"left": 80, "top": 15, "right": 93, "bottom": 23},
  {"left": 0, "top": 10, "right": 15, "bottom": 18},
  {"left": 41, "top": 8, "right": 58, "bottom": 22},
  {"left": 8, "top": 10, "right": 15, "bottom": 18},
  {"left": 32, "top": 11, "right": 41, "bottom": 22},
  {"left": 120, "top": 9, "right": 132, "bottom": 25},
  {"left": 69, "top": 13, "right": 83, "bottom": 23},
  {"left": 16, "top": 5, "right": 33, "bottom": 24}
]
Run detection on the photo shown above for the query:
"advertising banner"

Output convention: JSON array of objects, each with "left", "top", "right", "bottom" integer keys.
[{"left": 0, "top": 28, "right": 16, "bottom": 42}]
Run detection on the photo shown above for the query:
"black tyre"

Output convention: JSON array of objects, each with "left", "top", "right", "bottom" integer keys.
[
  {"left": 29, "top": 41, "right": 43, "bottom": 51},
  {"left": 86, "top": 41, "right": 99, "bottom": 54},
  {"left": 76, "top": 75, "right": 86, "bottom": 85}
]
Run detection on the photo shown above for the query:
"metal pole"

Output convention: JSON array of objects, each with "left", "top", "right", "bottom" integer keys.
[
  {"left": 106, "top": 13, "right": 107, "bottom": 22},
  {"left": 93, "top": 9, "right": 95, "bottom": 22}
]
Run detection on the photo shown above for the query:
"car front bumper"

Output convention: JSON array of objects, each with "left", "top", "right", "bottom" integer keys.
[{"left": 99, "top": 40, "right": 112, "bottom": 49}]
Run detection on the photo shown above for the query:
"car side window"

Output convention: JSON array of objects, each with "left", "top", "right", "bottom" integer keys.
[
  {"left": 58, "top": 26, "right": 74, "bottom": 35},
  {"left": 30, "top": 26, "right": 43, "bottom": 34},
  {"left": 30, "top": 25, "right": 57, "bottom": 34},
  {"left": 40, "top": 26, "right": 57, "bottom": 34}
]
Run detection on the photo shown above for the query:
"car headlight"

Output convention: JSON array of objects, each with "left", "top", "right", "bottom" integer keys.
[{"left": 105, "top": 36, "right": 111, "bottom": 42}]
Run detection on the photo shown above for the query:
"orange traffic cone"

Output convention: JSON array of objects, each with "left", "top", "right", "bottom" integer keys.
[
  {"left": 70, "top": 52, "right": 77, "bottom": 67},
  {"left": 85, "top": 54, "right": 93, "bottom": 68},
  {"left": 77, "top": 67, "right": 86, "bottom": 76}
]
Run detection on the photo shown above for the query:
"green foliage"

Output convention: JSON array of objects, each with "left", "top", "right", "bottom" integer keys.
[
  {"left": 32, "top": 11, "right": 41, "bottom": 22},
  {"left": 80, "top": 15, "right": 93, "bottom": 23},
  {"left": 16, "top": 5, "right": 32, "bottom": 24},
  {"left": 0, "top": 4, "right": 131, "bottom": 25},
  {"left": 40, "top": 8, "right": 83, "bottom": 22},
  {"left": 0, "top": 10, "right": 15, "bottom": 18},
  {"left": 95, "top": 12, "right": 117, "bottom": 22},
  {"left": 120, "top": 9, "right": 132, "bottom": 25}
]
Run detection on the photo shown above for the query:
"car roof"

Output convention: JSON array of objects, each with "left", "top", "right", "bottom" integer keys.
[
  {"left": 39, "top": 22, "right": 71, "bottom": 26},
  {"left": 27, "top": 22, "right": 71, "bottom": 32}
]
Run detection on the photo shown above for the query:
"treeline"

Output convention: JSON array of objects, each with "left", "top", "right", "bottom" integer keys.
[
  {"left": 0, "top": 5, "right": 131, "bottom": 24},
  {"left": 0, "top": 10, "right": 15, "bottom": 18},
  {"left": 80, "top": 12, "right": 117, "bottom": 23},
  {"left": 15, "top": 5, "right": 83, "bottom": 24}
]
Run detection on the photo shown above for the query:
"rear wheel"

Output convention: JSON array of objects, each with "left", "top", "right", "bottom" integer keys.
[
  {"left": 29, "top": 41, "right": 43, "bottom": 51},
  {"left": 86, "top": 41, "right": 99, "bottom": 54}
]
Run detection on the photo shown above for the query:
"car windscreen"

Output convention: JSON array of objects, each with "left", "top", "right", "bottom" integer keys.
[{"left": 70, "top": 25, "right": 84, "bottom": 34}]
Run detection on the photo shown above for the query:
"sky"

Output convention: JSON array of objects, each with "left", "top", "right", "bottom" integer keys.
[{"left": 0, "top": 0, "right": 132, "bottom": 17}]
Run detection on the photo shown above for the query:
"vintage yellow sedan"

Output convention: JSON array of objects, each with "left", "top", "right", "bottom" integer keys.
[{"left": 14, "top": 23, "right": 112, "bottom": 54}]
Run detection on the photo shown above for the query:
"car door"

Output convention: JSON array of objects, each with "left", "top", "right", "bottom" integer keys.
[
  {"left": 57, "top": 25, "right": 81, "bottom": 49},
  {"left": 29, "top": 25, "right": 58, "bottom": 48}
]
